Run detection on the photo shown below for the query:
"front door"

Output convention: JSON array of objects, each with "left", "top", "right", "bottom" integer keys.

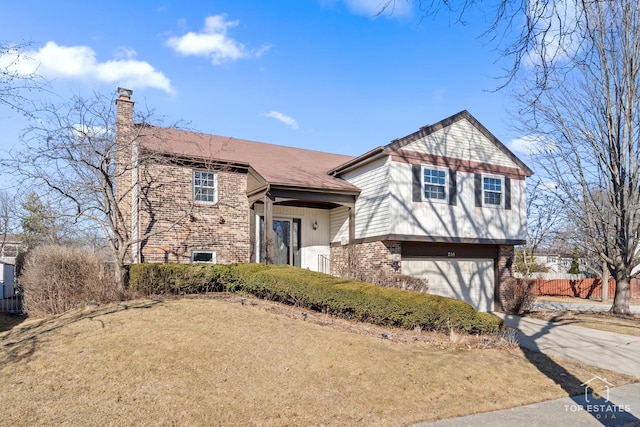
[
  {"left": 258, "top": 216, "right": 301, "bottom": 267},
  {"left": 272, "top": 220, "right": 290, "bottom": 265}
]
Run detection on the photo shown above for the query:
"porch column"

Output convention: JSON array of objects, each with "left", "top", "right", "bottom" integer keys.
[
  {"left": 348, "top": 207, "right": 355, "bottom": 244},
  {"left": 264, "top": 193, "right": 274, "bottom": 264},
  {"left": 495, "top": 245, "right": 515, "bottom": 312}
]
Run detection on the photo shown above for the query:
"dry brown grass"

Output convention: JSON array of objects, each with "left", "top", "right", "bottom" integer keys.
[
  {"left": 531, "top": 296, "right": 640, "bottom": 336},
  {"left": 1, "top": 295, "right": 636, "bottom": 426},
  {"left": 529, "top": 310, "right": 640, "bottom": 337}
]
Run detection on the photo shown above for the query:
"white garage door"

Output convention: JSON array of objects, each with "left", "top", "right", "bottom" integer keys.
[{"left": 402, "top": 258, "right": 495, "bottom": 312}]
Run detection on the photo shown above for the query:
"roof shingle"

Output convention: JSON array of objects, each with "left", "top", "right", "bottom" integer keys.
[{"left": 139, "top": 127, "right": 359, "bottom": 192}]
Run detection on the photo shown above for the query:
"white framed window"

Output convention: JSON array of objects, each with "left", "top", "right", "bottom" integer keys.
[
  {"left": 193, "top": 170, "right": 217, "bottom": 203},
  {"left": 483, "top": 174, "right": 503, "bottom": 206},
  {"left": 191, "top": 250, "right": 216, "bottom": 263},
  {"left": 422, "top": 166, "right": 448, "bottom": 201}
]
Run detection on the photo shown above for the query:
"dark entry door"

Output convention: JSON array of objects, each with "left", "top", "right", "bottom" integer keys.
[{"left": 272, "top": 220, "right": 290, "bottom": 265}]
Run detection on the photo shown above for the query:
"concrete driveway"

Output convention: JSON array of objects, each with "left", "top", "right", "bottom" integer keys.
[
  {"left": 498, "top": 314, "right": 640, "bottom": 378},
  {"left": 413, "top": 314, "right": 640, "bottom": 426}
]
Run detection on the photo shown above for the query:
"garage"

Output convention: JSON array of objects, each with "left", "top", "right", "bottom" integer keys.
[
  {"left": 400, "top": 242, "right": 499, "bottom": 312},
  {"left": 402, "top": 258, "right": 495, "bottom": 312}
]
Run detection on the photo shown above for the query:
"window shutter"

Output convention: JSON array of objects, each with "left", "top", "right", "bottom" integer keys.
[
  {"left": 474, "top": 173, "right": 482, "bottom": 207},
  {"left": 448, "top": 169, "right": 457, "bottom": 205},
  {"left": 505, "top": 177, "right": 511, "bottom": 210},
  {"left": 412, "top": 164, "right": 422, "bottom": 202}
]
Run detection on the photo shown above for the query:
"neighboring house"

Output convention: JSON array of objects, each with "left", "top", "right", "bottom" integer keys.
[
  {"left": 116, "top": 88, "right": 532, "bottom": 312},
  {"left": 0, "top": 234, "right": 24, "bottom": 265},
  {"left": 535, "top": 253, "right": 574, "bottom": 274},
  {"left": 0, "top": 262, "right": 15, "bottom": 297}
]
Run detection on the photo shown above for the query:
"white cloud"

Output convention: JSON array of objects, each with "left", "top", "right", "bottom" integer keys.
[
  {"left": 507, "top": 134, "right": 545, "bottom": 155},
  {"left": 2, "top": 41, "right": 173, "bottom": 93},
  {"left": 166, "top": 14, "right": 270, "bottom": 65},
  {"left": 263, "top": 111, "right": 298, "bottom": 129},
  {"left": 342, "top": 0, "right": 413, "bottom": 18}
]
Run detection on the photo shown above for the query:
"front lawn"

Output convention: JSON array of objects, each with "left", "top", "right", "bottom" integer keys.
[{"left": 0, "top": 296, "right": 635, "bottom": 426}]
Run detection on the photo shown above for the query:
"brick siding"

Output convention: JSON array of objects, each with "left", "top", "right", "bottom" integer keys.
[
  {"left": 137, "top": 162, "right": 251, "bottom": 264},
  {"left": 495, "top": 244, "right": 515, "bottom": 311},
  {"left": 330, "top": 241, "right": 402, "bottom": 281}
]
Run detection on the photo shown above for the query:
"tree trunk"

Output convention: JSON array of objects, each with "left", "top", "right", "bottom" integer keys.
[
  {"left": 611, "top": 272, "right": 630, "bottom": 314},
  {"left": 601, "top": 261, "right": 609, "bottom": 302},
  {"left": 115, "top": 262, "right": 129, "bottom": 294}
]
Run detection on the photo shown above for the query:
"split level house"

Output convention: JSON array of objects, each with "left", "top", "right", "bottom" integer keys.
[{"left": 115, "top": 88, "right": 532, "bottom": 312}]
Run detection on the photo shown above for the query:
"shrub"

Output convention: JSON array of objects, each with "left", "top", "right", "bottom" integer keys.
[
  {"left": 379, "top": 273, "right": 429, "bottom": 293},
  {"left": 130, "top": 263, "right": 501, "bottom": 334},
  {"left": 500, "top": 277, "right": 537, "bottom": 314},
  {"left": 20, "top": 245, "right": 124, "bottom": 317},
  {"left": 344, "top": 263, "right": 429, "bottom": 294},
  {"left": 128, "top": 263, "right": 239, "bottom": 295}
]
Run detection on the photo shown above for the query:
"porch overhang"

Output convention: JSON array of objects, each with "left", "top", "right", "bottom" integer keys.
[{"left": 248, "top": 185, "right": 358, "bottom": 209}]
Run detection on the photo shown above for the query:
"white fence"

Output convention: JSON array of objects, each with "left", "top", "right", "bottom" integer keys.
[{"left": 0, "top": 294, "right": 22, "bottom": 313}]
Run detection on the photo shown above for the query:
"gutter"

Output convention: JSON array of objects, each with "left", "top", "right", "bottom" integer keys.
[{"left": 328, "top": 146, "right": 389, "bottom": 176}]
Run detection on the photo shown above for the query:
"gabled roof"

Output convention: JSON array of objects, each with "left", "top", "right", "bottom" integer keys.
[
  {"left": 139, "top": 127, "right": 359, "bottom": 193},
  {"left": 329, "top": 110, "right": 534, "bottom": 177}
]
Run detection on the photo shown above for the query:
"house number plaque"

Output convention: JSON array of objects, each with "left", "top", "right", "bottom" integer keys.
[{"left": 447, "top": 252, "right": 456, "bottom": 257}]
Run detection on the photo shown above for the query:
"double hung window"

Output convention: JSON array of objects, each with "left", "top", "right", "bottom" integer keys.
[
  {"left": 193, "top": 170, "right": 217, "bottom": 203},
  {"left": 483, "top": 175, "right": 503, "bottom": 206},
  {"left": 423, "top": 167, "right": 447, "bottom": 201}
]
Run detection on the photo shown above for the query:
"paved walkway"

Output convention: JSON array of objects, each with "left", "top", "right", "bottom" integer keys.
[
  {"left": 533, "top": 301, "right": 640, "bottom": 314},
  {"left": 414, "top": 382, "right": 640, "bottom": 426},
  {"left": 499, "top": 314, "right": 640, "bottom": 377},
  {"left": 413, "top": 314, "right": 640, "bottom": 427}
]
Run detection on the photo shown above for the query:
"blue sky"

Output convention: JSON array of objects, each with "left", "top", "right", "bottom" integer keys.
[{"left": 0, "top": 0, "right": 529, "bottom": 180}]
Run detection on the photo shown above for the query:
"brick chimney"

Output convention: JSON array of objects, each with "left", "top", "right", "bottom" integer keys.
[
  {"left": 114, "top": 87, "right": 139, "bottom": 264},
  {"left": 116, "top": 87, "right": 134, "bottom": 129}
]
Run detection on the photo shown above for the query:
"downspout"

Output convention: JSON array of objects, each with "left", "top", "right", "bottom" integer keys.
[
  {"left": 263, "top": 183, "right": 272, "bottom": 264},
  {"left": 131, "top": 141, "right": 140, "bottom": 263}
]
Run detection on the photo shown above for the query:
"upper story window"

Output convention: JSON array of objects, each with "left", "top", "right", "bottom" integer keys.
[
  {"left": 483, "top": 175, "right": 503, "bottom": 206},
  {"left": 193, "top": 170, "right": 217, "bottom": 203},
  {"left": 423, "top": 167, "right": 447, "bottom": 201}
]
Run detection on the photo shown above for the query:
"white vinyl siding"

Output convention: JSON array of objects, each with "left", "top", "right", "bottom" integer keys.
[
  {"left": 330, "top": 206, "right": 350, "bottom": 244},
  {"left": 388, "top": 162, "right": 526, "bottom": 241},
  {"left": 404, "top": 119, "right": 520, "bottom": 169},
  {"left": 340, "top": 157, "right": 391, "bottom": 240}
]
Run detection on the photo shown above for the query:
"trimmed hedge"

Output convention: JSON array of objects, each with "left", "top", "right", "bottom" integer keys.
[{"left": 129, "top": 263, "right": 502, "bottom": 334}]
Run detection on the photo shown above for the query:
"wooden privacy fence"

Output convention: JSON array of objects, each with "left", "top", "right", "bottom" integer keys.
[{"left": 534, "top": 278, "right": 639, "bottom": 299}]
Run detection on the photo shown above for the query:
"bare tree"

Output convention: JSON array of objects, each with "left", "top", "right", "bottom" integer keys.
[
  {"left": 381, "top": 1, "right": 593, "bottom": 90},
  {"left": 0, "top": 190, "right": 18, "bottom": 259},
  {"left": 0, "top": 42, "right": 45, "bottom": 114},
  {"left": 4, "top": 91, "right": 197, "bottom": 291},
  {"left": 517, "top": 1, "right": 640, "bottom": 314},
  {"left": 516, "top": 177, "right": 564, "bottom": 276}
]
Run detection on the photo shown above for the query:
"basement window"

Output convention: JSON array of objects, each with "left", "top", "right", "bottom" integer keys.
[{"left": 191, "top": 251, "right": 216, "bottom": 263}]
